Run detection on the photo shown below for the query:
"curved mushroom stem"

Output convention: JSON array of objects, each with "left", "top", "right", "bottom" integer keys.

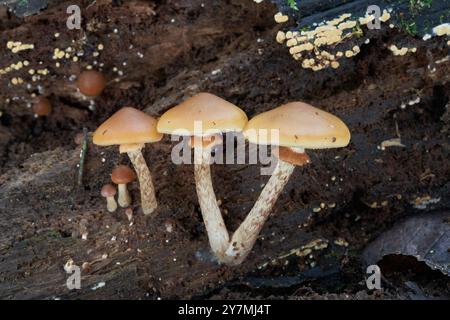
[
  {"left": 127, "top": 149, "right": 158, "bottom": 216},
  {"left": 117, "top": 183, "right": 131, "bottom": 208},
  {"left": 223, "top": 159, "right": 295, "bottom": 265},
  {"left": 194, "top": 147, "right": 230, "bottom": 260},
  {"left": 106, "top": 196, "right": 118, "bottom": 213}
]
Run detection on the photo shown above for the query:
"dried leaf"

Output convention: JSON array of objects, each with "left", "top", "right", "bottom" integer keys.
[
  {"left": 0, "top": 0, "right": 47, "bottom": 17},
  {"left": 363, "top": 211, "right": 450, "bottom": 276}
]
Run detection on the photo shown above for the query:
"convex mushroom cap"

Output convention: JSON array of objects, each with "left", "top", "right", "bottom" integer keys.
[
  {"left": 101, "top": 184, "right": 118, "bottom": 213},
  {"left": 112, "top": 165, "right": 136, "bottom": 184},
  {"left": 77, "top": 70, "right": 106, "bottom": 97},
  {"left": 243, "top": 101, "right": 350, "bottom": 149},
  {"left": 157, "top": 92, "right": 248, "bottom": 137},
  {"left": 101, "top": 184, "right": 117, "bottom": 197},
  {"left": 93, "top": 107, "right": 163, "bottom": 151}
]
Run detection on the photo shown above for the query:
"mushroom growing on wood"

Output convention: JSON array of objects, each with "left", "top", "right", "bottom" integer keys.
[
  {"left": 77, "top": 70, "right": 106, "bottom": 97},
  {"left": 93, "top": 107, "right": 163, "bottom": 216},
  {"left": 111, "top": 165, "right": 136, "bottom": 207},
  {"left": 157, "top": 93, "right": 248, "bottom": 259},
  {"left": 101, "top": 184, "right": 118, "bottom": 212},
  {"left": 225, "top": 101, "right": 350, "bottom": 264}
]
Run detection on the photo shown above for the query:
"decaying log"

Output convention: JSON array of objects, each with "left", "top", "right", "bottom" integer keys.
[{"left": 0, "top": 0, "right": 449, "bottom": 299}]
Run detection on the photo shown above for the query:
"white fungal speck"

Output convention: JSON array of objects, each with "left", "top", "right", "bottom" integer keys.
[
  {"left": 408, "top": 97, "right": 421, "bottom": 106},
  {"left": 91, "top": 282, "right": 106, "bottom": 290},
  {"left": 433, "top": 23, "right": 450, "bottom": 36},
  {"left": 64, "top": 259, "right": 75, "bottom": 273}
]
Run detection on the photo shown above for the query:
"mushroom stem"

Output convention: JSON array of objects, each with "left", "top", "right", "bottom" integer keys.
[
  {"left": 194, "top": 147, "right": 230, "bottom": 259},
  {"left": 127, "top": 149, "right": 157, "bottom": 216},
  {"left": 224, "top": 159, "right": 295, "bottom": 265},
  {"left": 106, "top": 196, "right": 118, "bottom": 213},
  {"left": 117, "top": 183, "right": 131, "bottom": 207}
]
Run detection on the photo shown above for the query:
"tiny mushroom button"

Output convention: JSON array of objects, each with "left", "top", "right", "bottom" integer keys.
[
  {"left": 77, "top": 70, "right": 107, "bottom": 97},
  {"left": 93, "top": 107, "right": 163, "bottom": 216},
  {"left": 112, "top": 165, "right": 136, "bottom": 208},
  {"left": 157, "top": 92, "right": 248, "bottom": 261}
]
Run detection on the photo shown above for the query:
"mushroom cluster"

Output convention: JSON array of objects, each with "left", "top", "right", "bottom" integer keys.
[
  {"left": 100, "top": 165, "right": 136, "bottom": 213},
  {"left": 92, "top": 93, "right": 350, "bottom": 266},
  {"left": 157, "top": 94, "right": 350, "bottom": 265},
  {"left": 93, "top": 107, "right": 162, "bottom": 215}
]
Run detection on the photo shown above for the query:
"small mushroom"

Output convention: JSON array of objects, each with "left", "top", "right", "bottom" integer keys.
[
  {"left": 157, "top": 92, "right": 248, "bottom": 260},
  {"left": 93, "top": 107, "right": 163, "bottom": 216},
  {"left": 111, "top": 165, "right": 136, "bottom": 207},
  {"left": 77, "top": 70, "right": 106, "bottom": 97},
  {"left": 32, "top": 97, "right": 51, "bottom": 117},
  {"left": 226, "top": 101, "right": 350, "bottom": 264},
  {"left": 101, "top": 184, "right": 117, "bottom": 212}
]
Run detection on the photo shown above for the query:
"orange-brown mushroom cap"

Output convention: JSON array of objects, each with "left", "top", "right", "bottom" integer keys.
[
  {"left": 111, "top": 165, "right": 136, "bottom": 184},
  {"left": 101, "top": 184, "right": 117, "bottom": 197},
  {"left": 32, "top": 97, "right": 52, "bottom": 116},
  {"left": 243, "top": 102, "right": 350, "bottom": 149},
  {"left": 93, "top": 107, "right": 163, "bottom": 146},
  {"left": 77, "top": 70, "right": 106, "bottom": 97},
  {"left": 157, "top": 92, "right": 248, "bottom": 136}
]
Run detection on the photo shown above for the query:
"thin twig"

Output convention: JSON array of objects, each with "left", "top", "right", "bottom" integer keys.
[{"left": 77, "top": 127, "right": 88, "bottom": 187}]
